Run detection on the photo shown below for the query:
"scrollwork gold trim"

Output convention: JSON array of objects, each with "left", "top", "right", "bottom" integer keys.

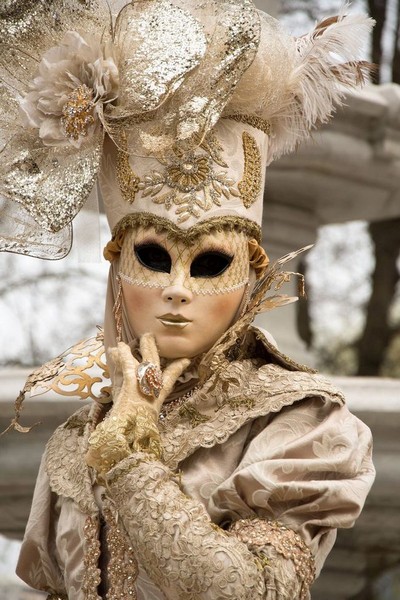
[
  {"left": 224, "top": 114, "right": 272, "bottom": 136},
  {"left": 239, "top": 132, "right": 262, "bottom": 209}
]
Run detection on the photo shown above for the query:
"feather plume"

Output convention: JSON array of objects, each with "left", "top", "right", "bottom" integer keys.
[
  {"left": 266, "top": 11, "right": 375, "bottom": 162},
  {"left": 228, "top": 10, "right": 374, "bottom": 164}
]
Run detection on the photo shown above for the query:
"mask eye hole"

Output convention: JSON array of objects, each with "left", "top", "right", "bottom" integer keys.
[
  {"left": 134, "top": 243, "right": 172, "bottom": 273},
  {"left": 190, "top": 251, "right": 233, "bottom": 278}
]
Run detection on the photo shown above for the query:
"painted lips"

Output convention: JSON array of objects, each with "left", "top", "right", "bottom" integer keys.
[{"left": 157, "top": 313, "right": 192, "bottom": 329}]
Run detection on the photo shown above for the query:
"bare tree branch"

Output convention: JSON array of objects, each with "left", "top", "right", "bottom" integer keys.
[
  {"left": 368, "top": 0, "right": 388, "bottom": 83},
  {"left": 392, "top": 0, "right": 400, "bottom": 83},
  {"left": 357, "top": 218, "right": 400, "bottom": 375}
]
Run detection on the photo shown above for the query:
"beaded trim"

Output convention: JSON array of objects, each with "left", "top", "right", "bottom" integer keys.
[
  {"left": 229, "top": 518, "right": 315, "bottom": 600},
  {"left": 82, "top": 515, "right": 102, "bottom": 600},
  {"left": 104, "top": 507, "right": 139, "bottom": 599},
  {"left": 119, "top": 271, "right": 248, "bottom": 295}
]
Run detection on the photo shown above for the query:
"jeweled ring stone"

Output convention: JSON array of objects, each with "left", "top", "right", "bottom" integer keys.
[{"left": 137, "top": 362, "right": 163, "bottom": 398}]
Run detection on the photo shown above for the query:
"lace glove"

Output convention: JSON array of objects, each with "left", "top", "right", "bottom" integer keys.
[
  {"left": 86, "top": 334, "right": 189, "bottom": 475},
  {"left": 106, "top": 452, "right": 266, "bottom": 600}
]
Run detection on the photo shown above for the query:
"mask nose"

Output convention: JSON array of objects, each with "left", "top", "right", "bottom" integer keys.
[{"left": 161, "top": 281, "right": 193, "bottom": 304}]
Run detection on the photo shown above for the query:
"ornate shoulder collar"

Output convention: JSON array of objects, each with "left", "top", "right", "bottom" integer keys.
[
  {"left": 161, "top": 359, "right": 344, "bottom": 469},
  {"left": 44, "top": 358, "right": 344, "bottom": 505},
  {"left": 45, "top": 404, "right": 99, "bottom": 515}
]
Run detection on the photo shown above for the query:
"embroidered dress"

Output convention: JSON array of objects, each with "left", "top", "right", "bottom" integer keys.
[{"left": 16, "top": 329, "right": 375, "bottom": 600}]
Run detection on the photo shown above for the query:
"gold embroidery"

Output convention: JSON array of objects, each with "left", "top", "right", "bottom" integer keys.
[
  {"left": 104, "top": 506, "right": 138, "bottom": 599},
  {"left": 106, "top": 455, "right": 265, "bottom": 598},
  {"left": 116, "top": 135, "right": 141, "bottom": 205},
  {"left": 224, "top": 114, "right": 272, "bottom": 136},
  {"left": 239, "top": 132, "right": 262, "bottom": 208},
  {"left": 166, "top": 154, "right": 211, "bottom": 189},
  {"left": 45, "top": 404, "right": 100, "bottom": 515},
  {"left": 159, "top": 387, "right": 198, "bottom": 422},
  {"left": 82, "top": 515, "right": 102, "bottom": 600},
  {"left": 196, "top": 130, "right": 228, "bottom": 168},
  {"left": 117, "top": 131, "right": 241, "bottom": 224},
  {"left": 61, "top": 84, "right": 95, "bottom": 141},
  {"left": 104, "top": 454, "right": 145, "bottom": 485},
  {"left": 178, "top": 403, "right": 210, "bottom": 427},
  {"left": 229, "top": 519, "right": 315, "bottom": 600},
  {"left": 161, "top": 361, "right": 339, "bottom": 471},
  {"left": 220, "top": 396, "right": 256, "bottom": 411}
]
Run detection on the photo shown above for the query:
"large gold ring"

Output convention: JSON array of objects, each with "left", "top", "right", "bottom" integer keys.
[{"left": 137, "top": 362, "right": 163, "bottom": 398}]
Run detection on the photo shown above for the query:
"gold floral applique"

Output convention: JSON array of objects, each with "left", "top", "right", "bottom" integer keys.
[
  {"left": 121, "top": 131, "right": 241, "bottom": 223},
  {"left": 138, "top": 132, "right": 241, "bottom": 223},
  {"left": 117, "top": 128, "right": 263, "bottom": 220},
  {"left": 61, "top": 84, "right": 95, "bottom": 141}
]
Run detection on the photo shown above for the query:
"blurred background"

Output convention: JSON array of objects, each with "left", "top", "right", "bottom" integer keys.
[{"left": 1, "top": 1, "right": 399, "bottom": 599}]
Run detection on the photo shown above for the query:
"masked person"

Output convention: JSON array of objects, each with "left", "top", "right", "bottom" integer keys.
[{"left": 0, "top": 1, "right": 375, "bottom": 598}]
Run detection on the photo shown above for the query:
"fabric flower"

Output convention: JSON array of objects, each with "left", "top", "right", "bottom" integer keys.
[{"left": 19, "top": 31, "right": 118, "bottom": 148}]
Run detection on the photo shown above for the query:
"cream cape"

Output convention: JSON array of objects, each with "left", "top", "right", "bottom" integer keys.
[{"left": 16, "top": 330, "right": 375, "bottom": 600}]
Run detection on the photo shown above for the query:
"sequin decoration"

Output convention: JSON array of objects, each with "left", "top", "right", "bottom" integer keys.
[
  {"left": 103, "top": 506, "right": 139, "bottom": 599},
  {"left": 82, "top": 515, "right": 102, "bottom": 600},
  {"left": 61, "top": 85, "right": 95, "bottom": 141},
  {"left": 0, "top": 0, "right": 261, "bottom": 257},
  {"left": 229, "top": 518, "right": 315, "bottom": 600}
]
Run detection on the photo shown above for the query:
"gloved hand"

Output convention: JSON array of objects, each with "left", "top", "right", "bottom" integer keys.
[{"left": 86, "top": 333, "right": 189, "bottom": 476}]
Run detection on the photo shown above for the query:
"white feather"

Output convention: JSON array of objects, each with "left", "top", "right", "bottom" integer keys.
[
  {"left": 228, "top": 10, "right": 374, "bottom": 164},
  {"left": 267, "top": 12, "right": 374, "bottom": 162}
]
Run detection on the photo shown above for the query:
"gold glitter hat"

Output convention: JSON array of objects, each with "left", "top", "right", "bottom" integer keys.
[{"left": 0, "top": 1, "right": 373, "bottom": 258}]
